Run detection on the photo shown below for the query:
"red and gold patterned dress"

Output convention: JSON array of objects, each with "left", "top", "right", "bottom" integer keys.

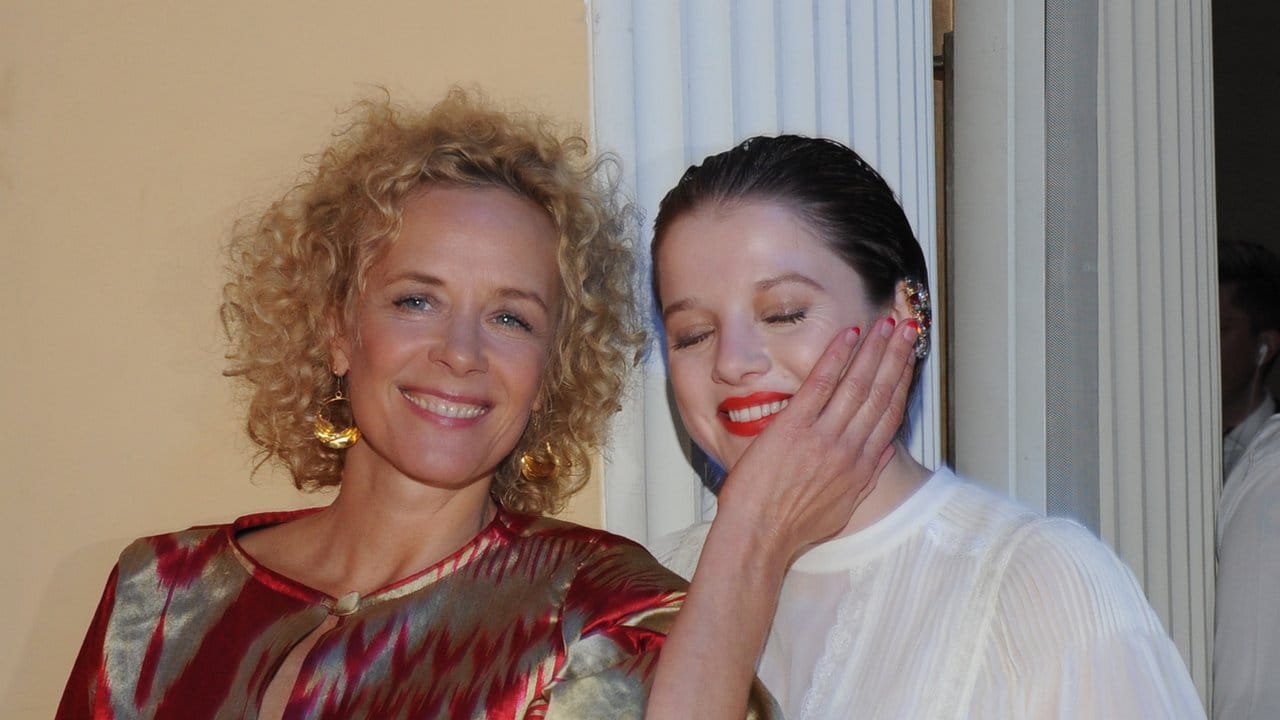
[{"left": 56, "top": 507, "right": 697, "bottom": 719}]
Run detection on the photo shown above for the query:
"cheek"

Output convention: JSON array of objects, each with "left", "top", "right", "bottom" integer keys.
[
  {"left": 1219, "top": 332, "right": 1258, "bottom": 381},
  {"left": 345, "top": 336, "right": 400, "bottom": 391},
  {"left": 773, "top": 326, "right": 834, "bottom": 381},
  {"left": 1221, "top": 339, "right": 1254, "bottom": 372},
  {"left": 500, "top": 342, "right": 554, "bottom": 402},
  {"left": 666, "top": 355, "right": 719, "bottom": 433},
  {"left": 666, "top": 352, "right": 708, "bottom": 407}
]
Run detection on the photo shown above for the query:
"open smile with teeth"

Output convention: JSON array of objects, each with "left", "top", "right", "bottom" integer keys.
[
  {"left": 402, "top": 390, "right": 488, "bottom": 419},
  {"left": 726, "top": 398, "right": 789, "bottom": 424}
]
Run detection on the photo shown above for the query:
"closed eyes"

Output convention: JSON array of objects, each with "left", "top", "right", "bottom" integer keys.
[{"left": 765, "top": 309, "right": 806, "bottom": 325}]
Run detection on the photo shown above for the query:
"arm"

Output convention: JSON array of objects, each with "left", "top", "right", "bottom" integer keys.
[
  {"left": 648, "top": 317, "right": 919, "bottom": 719},
  {"left": 537, "top": 540, "right": 778, "bottom": 719}
]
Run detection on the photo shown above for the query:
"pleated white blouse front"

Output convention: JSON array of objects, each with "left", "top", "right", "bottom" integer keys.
[{"left": 656, "top": 468, "right": 1205, "bottom": 719}]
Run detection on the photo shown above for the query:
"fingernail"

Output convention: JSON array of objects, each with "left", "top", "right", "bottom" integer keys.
[
  {"left": 879, "top": 317, "right": 896, "bottom": 337},
  {"left": 843, "top": 326, "right": 861, "bottom": 345},
  {"left": 903, "top": 319, "right": 921, "bottom": 339}
]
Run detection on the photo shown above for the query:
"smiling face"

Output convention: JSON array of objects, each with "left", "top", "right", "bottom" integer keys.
[
  {"left": 657, "top": 200, "right": 897, "bottom": 470},
  {"left": 332, "top": 184, "right": 561, "bottom": 492}
]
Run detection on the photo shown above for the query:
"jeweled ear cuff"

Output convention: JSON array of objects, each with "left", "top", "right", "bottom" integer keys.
[{"left": 903, "top": 278, "right": 932, "bottom": 360}]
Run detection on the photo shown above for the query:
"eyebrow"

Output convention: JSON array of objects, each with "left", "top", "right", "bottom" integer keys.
[
  {"left": 660, "top": 297, "right": 696, "bottom": 323},
  {"left": 495, "top": 287, "right": 552, "bottom": 313},
  {"left": 756, "top": 272, "right": 825, "bottom": 293},
  {"left": 390, "top": 272, "right": 551, "bottom": 313},
  {"left": 661, "top": 272, "right": 825, "bottom": 322}
]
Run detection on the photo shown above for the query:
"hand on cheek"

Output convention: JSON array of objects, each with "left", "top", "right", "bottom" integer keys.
[{"left": 715, "top": 315, "right": 919, "bottom": 567}]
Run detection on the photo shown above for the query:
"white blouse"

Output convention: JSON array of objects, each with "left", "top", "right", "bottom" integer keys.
[{"left": 654, "top": 468, "right": 1205, "bottom": 719}]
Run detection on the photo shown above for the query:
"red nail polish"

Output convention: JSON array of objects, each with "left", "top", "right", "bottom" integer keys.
[
  {"left": 905, "top": 318, "right": 920, "bottom": 332},
  {"left": 879, "top": 317, "right": 896, "bottom": 337}
]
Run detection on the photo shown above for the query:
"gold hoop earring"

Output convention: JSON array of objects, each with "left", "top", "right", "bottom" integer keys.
[
  {"left": 314, "top": 382, "right": 361, "bottom": 450},
  {"left": 519, "top": 441, "right": 561, "bottom": 483},
  {"left": 903, "top": 278, "right": 932, "bottom": 360}
]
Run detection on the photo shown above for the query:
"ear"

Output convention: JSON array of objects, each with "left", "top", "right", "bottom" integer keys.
[
  {"left": 329, "top": 313, "right": 352, "bottom": 377},
  {"left": 889, "top": 280, "right": 915, "bottom": 323},
  {"left": 532, "top": 374, "right": 552, "bottom": 413}
]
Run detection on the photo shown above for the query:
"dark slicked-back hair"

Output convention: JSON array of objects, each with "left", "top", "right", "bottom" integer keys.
[
  {"left": 651, "top": 135, "right": 929, "bottom": 315},
  {"left": 650, "top": 136, "right": 931, "bottom": 451}
]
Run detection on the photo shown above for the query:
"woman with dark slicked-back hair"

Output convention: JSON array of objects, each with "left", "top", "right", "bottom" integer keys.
[{"left": 644, "top": 135, "right": 1206, "bottom": 719}]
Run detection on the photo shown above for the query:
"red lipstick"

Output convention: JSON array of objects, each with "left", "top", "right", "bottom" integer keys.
[{"left": 717, "top": 391, "right": 792, "bottom": 437}]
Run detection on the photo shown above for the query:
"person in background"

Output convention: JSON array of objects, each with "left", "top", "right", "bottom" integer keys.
[
  {"left": 1219, "top": 241, "right": 1280, "bottom": 476},
  {"left": 1214, "top": 240, "right": 1280, "bottom": 719}
]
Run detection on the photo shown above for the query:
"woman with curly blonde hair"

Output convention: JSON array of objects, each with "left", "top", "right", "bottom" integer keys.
[
  {"left": 57, "top": 88, "right": 787, "bottom": 720},
  {"left": 220, "top": 89, "right": 640, "bottom": 516}
]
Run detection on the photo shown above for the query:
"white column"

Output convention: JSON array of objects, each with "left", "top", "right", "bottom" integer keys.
[
  {"left": 589, "top": 0, "right": 938, "bottom": 545},
  {"left": 953, "top": 0, "right": 1217, "bottom": 702},
  {"left": 1097, "top": 0, "right": 1217, "bottom": 701},
  {"left": 952, "top": 0, "right": 1049, "bottom": 507}
]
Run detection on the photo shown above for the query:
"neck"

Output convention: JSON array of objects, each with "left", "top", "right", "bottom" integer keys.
[
  {"left": 300, "top": 450, "right": 497, "bottom": 595},
  {"left": 834, "top": 441, "right": 932, "bottom": 537},
  {"left": 1224, "top": 379, "right": 1268, "bottom": 435}
]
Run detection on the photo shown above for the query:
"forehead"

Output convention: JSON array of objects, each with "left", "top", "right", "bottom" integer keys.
[
  {"left": 656, "top": 201, "right": 860, "bottom": 290},
  {"left": 372, "top": 184, "right": 561, "bottom": 282},
  {"left": 401, "top": 183, "right": 555, "bottom": 248}
]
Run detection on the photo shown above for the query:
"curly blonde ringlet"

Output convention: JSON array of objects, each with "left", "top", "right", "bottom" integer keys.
[{"left": 221, "top": 88, "right": 645, "bottom": 515}]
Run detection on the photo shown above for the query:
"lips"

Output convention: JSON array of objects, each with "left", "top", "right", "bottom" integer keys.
[
  {"left": 717, "top": 391, "right": 792, "bottom": 437},
  {"left": 401, "top": 388, "right": 490, "bottom": 425}
]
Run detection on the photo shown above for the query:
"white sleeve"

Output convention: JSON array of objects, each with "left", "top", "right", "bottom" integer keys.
[
  {"left": 1215, "top": 429, "right": 1280, "bottom": 720},
  {"left": 974, "top": 519, "right": 1206, "bottom": 719},
  {"left": 647, "top": 522, "right": 712, "bottom": 582}
]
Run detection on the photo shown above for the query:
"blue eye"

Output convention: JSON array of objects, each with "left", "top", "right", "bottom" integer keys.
[
  {"left": 495, "top": 312, "right": 534, "bottom": 333},
  {"left": 393, "top": 295, "right": 432, "bottom": 312}
]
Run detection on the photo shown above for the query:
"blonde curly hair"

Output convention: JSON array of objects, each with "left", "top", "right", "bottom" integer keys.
[{"left": 221, "top": 88, "right": 644, "bottom": 514}]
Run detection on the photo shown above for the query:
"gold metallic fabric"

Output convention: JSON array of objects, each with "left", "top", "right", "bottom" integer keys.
[{"left": 55, "top": 507, "right": 739, "bottom": 719}]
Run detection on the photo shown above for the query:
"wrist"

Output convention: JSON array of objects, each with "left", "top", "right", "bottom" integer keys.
[{"left": 697, "top": 497, "right": 795, "bottom": 585}]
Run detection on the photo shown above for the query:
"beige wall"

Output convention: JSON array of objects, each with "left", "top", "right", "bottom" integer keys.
[{"left": 0, "top": 2, "right": 595, "bottom": 714}]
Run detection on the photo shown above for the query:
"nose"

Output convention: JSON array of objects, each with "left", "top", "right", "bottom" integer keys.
[
  {"left": 712, "top": 321, "right": 770, "bottom": 385},
  {"left": 428, "top": 314, "right": 488, "bottom": 375}
]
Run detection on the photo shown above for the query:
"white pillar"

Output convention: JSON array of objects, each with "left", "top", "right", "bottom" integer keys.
[
  {"left": 1097, "top": 0, "right": 1217, "bottom": 701},
  {"left": 953, "top": 0, "right": 1217, "bottom": 702},
  {"left": 589, "top": 0, "right": 939, "bottom": 544},
  {"left": 952, "top": 0, "right": 1049, "bottom": 507}
]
